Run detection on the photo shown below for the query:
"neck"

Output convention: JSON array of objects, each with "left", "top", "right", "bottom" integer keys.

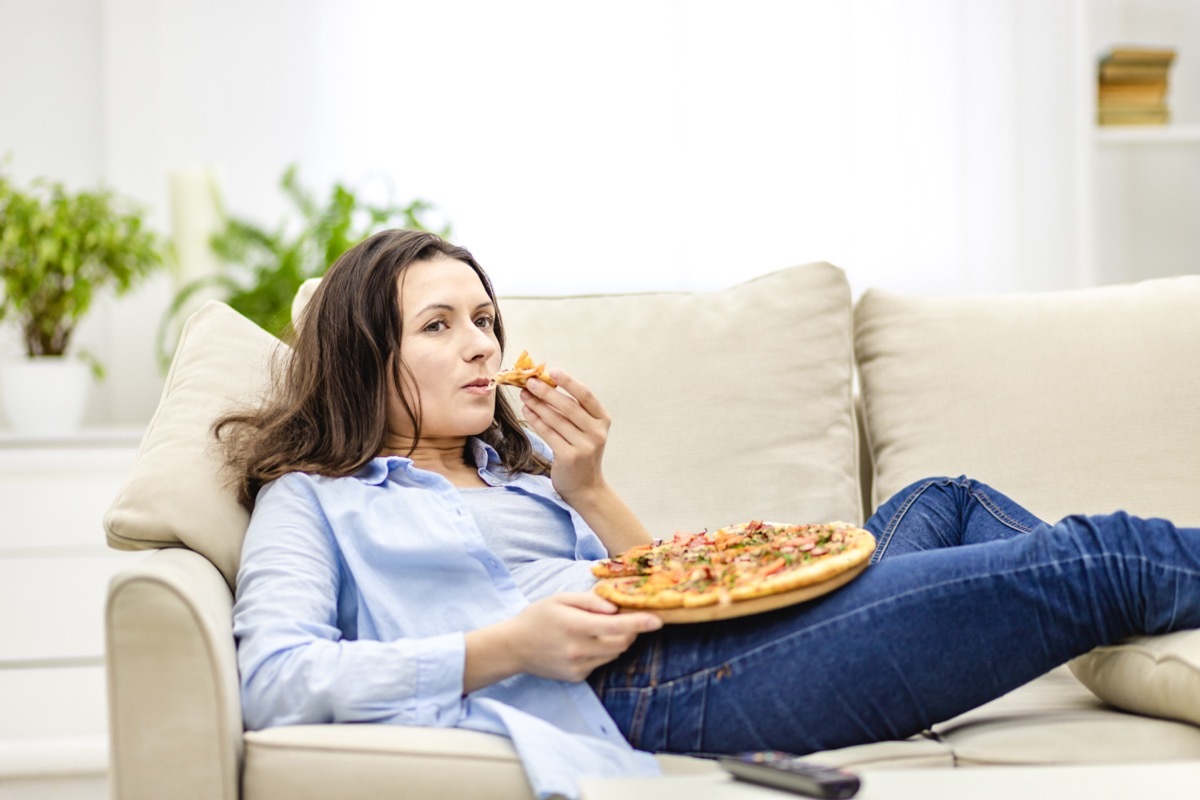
[{"left": 379, "top": 433, "right": 475, "bottom": 478}]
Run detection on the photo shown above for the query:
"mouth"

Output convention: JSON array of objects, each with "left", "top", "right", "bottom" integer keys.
[{"left": 463, "top": 378, "right": 494, "bottom": 391}]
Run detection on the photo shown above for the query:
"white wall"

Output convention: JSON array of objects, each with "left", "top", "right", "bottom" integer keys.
[{"left": 0, "top": 0, "right": 1195, "bottom": 428}]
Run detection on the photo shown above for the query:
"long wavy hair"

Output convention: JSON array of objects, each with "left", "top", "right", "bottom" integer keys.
[{"left": 216, "top": 229, "right": 549, "bottom": 509}]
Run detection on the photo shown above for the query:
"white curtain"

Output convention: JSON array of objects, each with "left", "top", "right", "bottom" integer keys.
[
  {"left": 92, "top": 0, "right": 1078, "bottom": 299},
  {"left": 312, "top": 0, "right": 1077, "bottom": 297}
]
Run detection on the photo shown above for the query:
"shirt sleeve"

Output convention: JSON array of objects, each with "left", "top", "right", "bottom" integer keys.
[{"left": 232, "top": 473, "right": 468, "bottom": 731}]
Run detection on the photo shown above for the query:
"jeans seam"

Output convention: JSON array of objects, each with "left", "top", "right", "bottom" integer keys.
[
  {"left": 873, "top": 478, "right": 939, "bottom": 563},
  {"left": 968, "top": 485, "right": 1038, "bottom": 534},
  {"left": 875, "top": 477, "right": 1038, "bottom": 563}
]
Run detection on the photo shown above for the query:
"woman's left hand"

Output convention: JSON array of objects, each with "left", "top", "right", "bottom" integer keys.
[{"left": 520, "top": 370, "right": 611, "bottom": 502}]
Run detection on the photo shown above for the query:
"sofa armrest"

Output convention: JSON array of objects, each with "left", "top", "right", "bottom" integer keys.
[{"left": 106, "top": 548, "right": 243, "bottom": 800}]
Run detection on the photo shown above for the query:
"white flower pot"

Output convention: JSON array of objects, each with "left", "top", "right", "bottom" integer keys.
[{"left": 0, "top": 357, "right": 92, "bottom": 436}]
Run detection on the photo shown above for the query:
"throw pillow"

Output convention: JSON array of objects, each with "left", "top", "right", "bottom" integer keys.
[
  {"left": 104, "top": 301, "right": 284, "bottom": 588},
  {"left": 1070, "top": 631, "right": 1200, "bottom": 728}
]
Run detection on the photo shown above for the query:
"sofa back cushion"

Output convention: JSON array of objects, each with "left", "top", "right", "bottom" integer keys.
[
  {"left": 108, "top": 263, "right": 861, "bottom": 586},
  {"left": 854, "top": 275, "right": 1200, "bottom": 526},
  {"left": 496, "top": 263, "right": 861, "bottom": 538}
]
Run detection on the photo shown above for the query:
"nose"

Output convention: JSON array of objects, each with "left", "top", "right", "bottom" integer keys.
[{"left": 465, "top": 322, "right": 499, "bottom": 363}]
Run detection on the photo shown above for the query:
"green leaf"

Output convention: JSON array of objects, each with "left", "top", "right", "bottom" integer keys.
[
  {"left": 156, "top": 162, "right": 453, "bottom": 366},
  {"left": 1, "top": 163, "right": 163, "bottom": 368}
]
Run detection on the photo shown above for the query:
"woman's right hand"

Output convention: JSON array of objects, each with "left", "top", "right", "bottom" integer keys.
[{"left": 464, "top": 592, "right": 663, "bottom": 691}]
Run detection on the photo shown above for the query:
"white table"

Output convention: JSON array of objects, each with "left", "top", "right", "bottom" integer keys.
[{"left": 580, "top": 761, "right": 1200, "bottom": 800}]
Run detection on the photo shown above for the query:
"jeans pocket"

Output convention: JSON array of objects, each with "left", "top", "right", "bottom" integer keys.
[{"left": 597, "top": 670, "right": 713, "bottom": 754}]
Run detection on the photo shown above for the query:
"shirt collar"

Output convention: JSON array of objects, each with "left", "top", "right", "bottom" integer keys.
[
  {"left": 353, "top": 455, "right": 411, "bottom": 485},
  {"left": 352, "top": 438, "right": 500, "bottom": 485},
  {"left": 471, "top": 438, "right": 501, "bottom": 469}
]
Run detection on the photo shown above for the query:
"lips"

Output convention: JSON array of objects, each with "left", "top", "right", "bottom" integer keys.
[{"left": 463, "top": 378, "right": 493, "bottom": 389}]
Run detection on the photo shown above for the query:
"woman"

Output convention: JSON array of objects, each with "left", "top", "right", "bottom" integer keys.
[{"left": 225, "top": 229, "right": 1200, "bottom": 800}]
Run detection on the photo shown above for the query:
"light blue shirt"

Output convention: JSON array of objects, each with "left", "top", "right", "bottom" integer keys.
[
  {"left": 232, "top": 438, "right": 661, "bottom": 799},
  {"left": 458, "top": 485, "right": 600, "bottom": 601}
]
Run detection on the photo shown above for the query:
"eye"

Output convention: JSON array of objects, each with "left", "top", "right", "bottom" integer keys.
[
  {"left": 422, "top": 319, "right": 447, "bottom": 333},
  {"left": 474, "top": 314, "right": 495, "bottom": 330}
]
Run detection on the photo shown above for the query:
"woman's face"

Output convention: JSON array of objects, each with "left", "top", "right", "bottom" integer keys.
[{"left": 388, "top": 256, "right": 502, "bottom": 442}]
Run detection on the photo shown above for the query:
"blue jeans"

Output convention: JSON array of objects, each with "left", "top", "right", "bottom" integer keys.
[{"left": 588, "top": 476, "right": 1200, "bottom": 756}]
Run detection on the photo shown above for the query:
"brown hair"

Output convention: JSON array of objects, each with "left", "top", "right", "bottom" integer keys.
[{"left": 216, "top": 229, "right": 549, "bottom": 508}]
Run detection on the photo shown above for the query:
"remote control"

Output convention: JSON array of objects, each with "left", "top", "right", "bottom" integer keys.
[{"left": 719, "top": 751, "right": 861, "bottom": 799}]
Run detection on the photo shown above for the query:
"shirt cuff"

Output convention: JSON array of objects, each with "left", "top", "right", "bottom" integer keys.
[{"left": 410, "top": 631, "right": 467, "bottom": 727}]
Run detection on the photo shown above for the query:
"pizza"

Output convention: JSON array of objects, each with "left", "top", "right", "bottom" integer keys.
[
  {"left": 493, "top": 350, "right": 557, "bottom": 388},
  {"left": 592, "top": 520, "right": 875, "bottom": 610}
]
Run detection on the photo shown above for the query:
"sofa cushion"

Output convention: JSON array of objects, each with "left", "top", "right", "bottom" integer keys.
[
  {"left": 932, "top": 665, "right": 1200, "bottom": 765},
  {"left": 241, "top": 725, "right": 719, "bottom": 800},
  {"left": 1069, "top": 630, "right": 1200, "bottom": 730},
  {"left": 499, "top": 263, "right": 861, "bottom": 535},
  {"left": 854, "top": 275, "right": 1200, "bottom": 526},
  {"left": 242, "top": 726, "right": 532, "bottom": 800},
  {"left": 104, "top": 301, "right": 284, "bottom": 587},
  {"left": 300, "top": 262, "right": 863, "bottom": 537}
]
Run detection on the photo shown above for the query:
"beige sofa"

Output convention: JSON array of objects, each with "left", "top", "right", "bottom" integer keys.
[{"left": 103, "top": 262, "right": 1200, "bottom": 799}]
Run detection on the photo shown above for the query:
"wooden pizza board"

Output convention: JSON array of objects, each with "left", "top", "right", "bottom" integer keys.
[{"left": 604, "top": 561, "right": 871, "bottom": 624}]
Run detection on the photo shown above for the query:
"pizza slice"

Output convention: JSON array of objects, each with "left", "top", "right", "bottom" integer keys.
[{"left": 493, "top": 350, "right": 557, "bottom": 388}]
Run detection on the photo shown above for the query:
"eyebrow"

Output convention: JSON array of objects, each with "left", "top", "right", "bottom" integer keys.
[{"left": 410, "top": 300, "right": 495, "bottom": 319}]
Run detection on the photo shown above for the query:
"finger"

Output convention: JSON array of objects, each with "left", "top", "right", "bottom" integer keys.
[
  {"left": 524, "top": 376, "right": 597, "bottom": 430},
  {"left": 522, "top": 383, "right": 598, "bottom": 447},
  {"left": 592, "top": 633, "right": 638, "bottom": 655},
  {"left": 546, "top": 369, "right": 608, "bottom": 421},
  {"left": 593, "top": 610, "right": 663, "bottom": 637},
  {"left": 522, "top": 390, "right": 587, "bottom": 449},
  {"left": 521, "top": 383, "right": 576, "bottom": 426},
  {"left": 521, "top": 401, "right": 573, "bottom": 452},
  {"left": 558, "top": 591, "right": 619, "bottom": 614}
]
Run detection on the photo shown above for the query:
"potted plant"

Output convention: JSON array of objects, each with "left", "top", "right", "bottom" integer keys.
[
  {"left": 0, "top": 168, "right": 162, "bottom": 435},
  {"left": 158, "top": 164, "right": 450, "bottom": 364}
]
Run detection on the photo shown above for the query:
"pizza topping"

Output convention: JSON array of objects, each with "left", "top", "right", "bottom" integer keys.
[{"left": 493, "top": 350, "right": 557, "bottom": 388}]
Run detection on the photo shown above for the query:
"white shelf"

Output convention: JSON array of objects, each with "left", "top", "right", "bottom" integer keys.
[
  {"left": 0, "top": 426, "right": 144, "bottom": 449},
  {"left": 1095, "top": 124, "right": 1200, "bottom": 144}
]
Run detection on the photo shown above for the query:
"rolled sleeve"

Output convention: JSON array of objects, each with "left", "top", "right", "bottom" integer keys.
[{"left": 385, "top": 631, "right": 466, "bottom": 726}]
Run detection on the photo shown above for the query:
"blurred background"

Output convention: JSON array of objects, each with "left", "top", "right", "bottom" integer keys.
[{"left": 1, "top": 0, "right": 1197, "bottom": 426}]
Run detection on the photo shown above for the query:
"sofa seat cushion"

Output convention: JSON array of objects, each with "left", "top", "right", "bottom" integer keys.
[
  {"left": 932, "top": 666, "right": 1200, "bottom": 765},
  {"left": 242, "top": 725, "right": 718, "bottom": 800},
  {"left": 805, "top": 737, "right": 956, "bottom": 770},
  {"left": 808, "top": 667, "right": 1200, "bottom": 772},
  {"left": 242, "top": 726, "right": 531, "bottom": 800}
]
